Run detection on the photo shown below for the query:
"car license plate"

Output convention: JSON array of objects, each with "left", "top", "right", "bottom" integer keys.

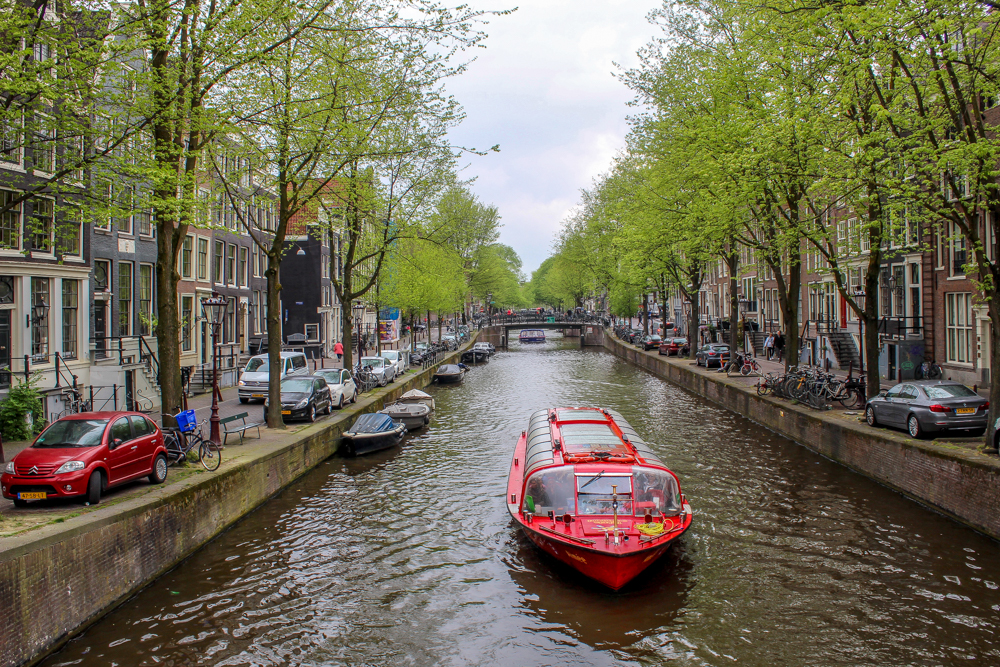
[
  {"left": 957, "top": 407, "right": 975, "bottom": 415},
  {"left": 18, "top": 492, "right": 46, "bottom": 500},
  {"left": 251, "top": 394, "right": 264, "bottom": 398},
  {"left": 281, "top": 410, "right": 291, "bottom": 415}
]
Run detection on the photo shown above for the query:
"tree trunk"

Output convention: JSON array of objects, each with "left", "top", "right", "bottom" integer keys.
[
  {"left": 863, "top": 269, "right": 881, "bottom": 399},
  {"left": 688, "top": 291, "right": 700, "bottom": 358},
  {"left": 154, "top": 224, "right": 181, "bottom": 417},
  {"left": 342, "top": 304, "right": 354, "bottom": 371},
  {"left": 987, "top": 299, "right": 1000, "bottom": 451},
  {"left": 642, "top": 292, "right": 649, "bottom": 336},
  {"left": 783, "top": 261, "right": 801, "bottom": 371},
  {"left": 265, "top": 260, "right": 285, "bottom": 429}
]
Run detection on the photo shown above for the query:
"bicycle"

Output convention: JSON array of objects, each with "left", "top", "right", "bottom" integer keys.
[
  {"left": 914, "top": 361, "right": 942, "bottom": 380},
  {"left": 163, "top": 417, "right": 222, "bottom": 471},
  {"left": 353, "top": 365, "right": 378, "bottom": 393},
  {"left": 756, "top": 372, "right": 779, "bottom": 396}
]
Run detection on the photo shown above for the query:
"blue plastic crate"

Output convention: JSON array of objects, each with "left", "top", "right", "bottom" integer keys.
[{"left": 175, "top": 409, "right": 197, "bottom": 433}]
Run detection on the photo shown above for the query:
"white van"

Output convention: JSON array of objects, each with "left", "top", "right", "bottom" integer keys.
[{"left": 238, "top": 351, "right": 309, "bottom": 403}]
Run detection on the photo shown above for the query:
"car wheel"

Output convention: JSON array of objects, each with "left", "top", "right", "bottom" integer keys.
[
  {"left": 239, "top": 396, "right": 249, "bottom": 404},
  {"left": 379, "top": 375, "right": 387, "bottom": 387},
  {"left": 148, "top": 454, "right": 169, "bottom": 484},
  {"left": 337, "top": 395, "right": 344, "bottom": 410},
  {"left": 907, "top": 414, "right": 924, "bottom": 439},
  {"left": 306, "top": 404, "right": 316, "bottom": 423},
  {"left": 86, "top": 471, "right": 102, "bottom": 505},
  {"left": 865, "top": 405, "right": 878, "bottom": 427}
]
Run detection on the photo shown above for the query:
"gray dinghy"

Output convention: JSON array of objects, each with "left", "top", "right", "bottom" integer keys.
[{"left": 379, "top": 401, "right": 432, "bottom": 430}]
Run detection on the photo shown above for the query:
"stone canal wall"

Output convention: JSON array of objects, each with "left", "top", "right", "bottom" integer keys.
[
  {"left": 0, "top": 344, "right": 470, "bottom": 667},
  {"left": 603, "top": 332, "right": 1000, "bottom": 541}
]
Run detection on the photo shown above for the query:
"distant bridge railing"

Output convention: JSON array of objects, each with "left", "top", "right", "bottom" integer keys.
[{"left": 475, "top": 313, "right": 608, "bottom": 328}]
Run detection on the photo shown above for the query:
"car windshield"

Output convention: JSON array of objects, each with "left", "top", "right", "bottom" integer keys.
[
  {"left": 244, "top": 358, "right": 266, "bottom": 372},
  {"left": 315, "top": 370, "right": 341, "bottom": 384},
  {"left": 34, "top": 419, "right": 108, "bottom": 448},
  {"left": 924, "top": 384, "right": 978, "bottom": 399},
  {"left": 361, "top": 358, "right": 382, "bottom": 368},
  {"left": 281, "top": 379, "right": 313, "bottom": 393},
  {"left": 380, "top": 352, "right": 398, "bottom": 360}
]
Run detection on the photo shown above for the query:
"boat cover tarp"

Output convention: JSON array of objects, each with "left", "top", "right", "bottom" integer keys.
[
  {"left": 350, "top": 413, "right": 397, "bottom": 433},
  {"left": 400, "top": 389, "right": 432, "bottom": 400}
]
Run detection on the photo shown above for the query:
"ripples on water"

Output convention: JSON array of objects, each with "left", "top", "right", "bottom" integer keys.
[{"left": 46, "top": 336, "right": 1000, "bottom": 666}]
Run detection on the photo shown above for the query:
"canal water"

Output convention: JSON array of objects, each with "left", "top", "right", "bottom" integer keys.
[{"left": 45, "top": 335, "right": 1000, "bottom": 666}]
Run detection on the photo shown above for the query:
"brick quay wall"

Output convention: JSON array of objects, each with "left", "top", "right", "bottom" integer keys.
[
  {"left": 0, "top": 343, "right": 471, "bottom": 667},
  {"left": 602, "top": 331, "right": 1000, "bottom": 541}
]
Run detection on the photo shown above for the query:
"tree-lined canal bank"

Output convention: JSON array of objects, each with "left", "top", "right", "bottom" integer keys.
[{"left": 39, "top": 336, "right": 1000, "bottom": 666}]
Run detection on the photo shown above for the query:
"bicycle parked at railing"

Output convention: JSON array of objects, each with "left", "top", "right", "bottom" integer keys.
[
  {"left": 353, "top": 365, "right": 378, "bottom": 393},
  {"left": 913, "top": 361, "right": 943, "bottom": 380},
  {"left": 163, "top": 413, "right": 222, "bottom": 471}
]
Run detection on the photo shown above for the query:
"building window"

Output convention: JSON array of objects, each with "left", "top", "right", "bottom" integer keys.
[
  {"left": 949, "top": 221, "right": 967, "bottom": 276},
  {"left": 118, "top": 262, "right": 133, "bottom": 336},
  {"left": 0, "top": 190, "right": 21, "bottom": 249},
  {"left": 136, "top": 207, "right": 153, "bottom": 237},
  {"left": 0, "top": 106, "right": 21, "bottom": 165},
  {"left": 305, "top": 323, "right": 319, "bottom": 341},
  {"left": 214, "top": 240, "right": 224, "bottom": 283},
  {"left": 197, "top": 237, "right": 208, "bottom": 280},
  {"left": 92, "top": 263, "right": 110, "bottom": 296},
  {"left": 57, "top": 204, "right": 81, "bottom": 256},
  {"left": 31, "top": 277, "right": 49, "bottom": 362},
  {"left": 94, "top": 179, "right": 112, "bottom": 230},
  {"left": 114, "top": 185, "right": 133, "bottom": 235},
  {"left": 181, "top": 295, "right": 193, "bottom": 351},
  {"left": 227, "top": 244, "right": 236, "bottom": 286},
  {"left": 225, "top": 296, "right": 236, "bottom": 343},
  {"left": 250, "top": 290, "right": 259, "bottom": 334},
  {"left": 946, "top": 293, "right": 973, "bottom": 364},
  {"left": 180, "top": 235, "right": 193, "bottom": 278},
  {"left": 62, "top": 280, "right": 78, "bottom": 359},
  {"left": 30, "top": 114, "right": 55, "bottom": 174},
  {"left": 138, "top": 264, "right": 153, "bottom": 335},
  {"left": 239, "top": 246, "right": 248, "bottom": 287},
  {"left": 30, "top": 198, "right": 53, "bottom": 252}
]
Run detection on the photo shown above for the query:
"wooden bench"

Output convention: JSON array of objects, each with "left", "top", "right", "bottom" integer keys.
[{"left": 221, "top": 412, "right": 263, "bottom": 446}]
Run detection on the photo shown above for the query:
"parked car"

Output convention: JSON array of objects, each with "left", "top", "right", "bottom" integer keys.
[
  {"left": 264, "top": 376, "right": 332, "bottom": 422},
  {"left": 639, "top": 334, "right": 662, "bottom": 350},
  {"left": 865, "top": 380, "right": 988, "bottom": 438},
  {"left": 1, "top": 412, "right": 169, "bottom": 507},
  {"left": 659, "top": 337, "right": 690, "bottom": 356},
  {"left": 627, "top": 329, "right": 644, "bottom": 344},
  {"left": 313, "top": 368, "right": 358, "bottom": 408},
  {"left": 410, "top": 342, "right": 433, "bottom": 364},
  {"left": 237, "top": 351, "right": 310, "bottom": 404},
  {"left": 695, "top": 343, "right": 731, "bottom": 367},
  {"left": 380, "top": 350, "right": 406, "bottom": 377},
  {"left": 358, "top": 356, "right": 396, "bottom": 386}
]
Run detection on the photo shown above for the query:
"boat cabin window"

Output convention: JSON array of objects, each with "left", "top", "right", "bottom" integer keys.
[
  {"left": 558, "top": 423, "right": 622, "bottom": 452},
  {"left": 631, "top": 467, "right": 681, "bottom": 516},
  {"left": 523, "top": 468, "right": 575, "bottom": 516},
  {"left": 575, "top": 473, "right": 633, "bottom": 515}
]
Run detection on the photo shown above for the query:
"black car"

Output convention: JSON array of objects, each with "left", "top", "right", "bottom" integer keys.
[
  {"left": 264, "top": 376, "right": 332, "bottom": 422},
  {"left": 627, "top": 329, "right": 644, "bottom": 344},
  {"left": 639, "top": 334, "right": 662, "bottom": 350},
  {"left": 695, "top": 343, "right": 730, "bottom": 368}
]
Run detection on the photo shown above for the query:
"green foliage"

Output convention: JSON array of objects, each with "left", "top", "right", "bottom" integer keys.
[{"left": 0, "top": 374, "right": 45, "bottom": 441}]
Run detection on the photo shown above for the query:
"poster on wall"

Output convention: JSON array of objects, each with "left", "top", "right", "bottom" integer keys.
[{"left": 379, "top": 307, "right": 401, "bottom": 343}]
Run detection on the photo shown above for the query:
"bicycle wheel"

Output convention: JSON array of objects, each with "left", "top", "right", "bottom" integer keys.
[
  {"left": 199, "top": 440, "right": 222, "bottom": 471},
  {"left": 163, "top": 432, "right": 183, "bottom": 464},
  {"left": 740, "top": 362, "right": 753, "bottom": 376},
  {"left": 756, "top": 380, "right": 770, "bottom": 396},
  {"left": 927, "top": 363, "right": 942, "bottom": 379}
]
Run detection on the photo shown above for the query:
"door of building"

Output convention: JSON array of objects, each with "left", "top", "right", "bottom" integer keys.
[
  {"left": 0, "top": 310, "right": 10, "bottom": 387},
  {"left": 94, "top": 302, "right": 107, "bottom": 359}
]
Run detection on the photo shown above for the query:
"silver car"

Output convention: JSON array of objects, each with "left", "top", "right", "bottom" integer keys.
[
  {"left": 865, "top": 380, "right": 988, "bottom": 438},
  {"left": 358, "top": 356, "right": 395, "bottom": 386},
  {"left": 379, "top": 350, "right": 405, "bottom": 377}
]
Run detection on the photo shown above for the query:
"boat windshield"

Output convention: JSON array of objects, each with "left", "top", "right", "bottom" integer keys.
[
  {"left": 575, "top": 473, "right": 633, "bottom": 515},
  {"left": 631, "top": 467, "right": 681, "bottom": 516},
  {"left": 523, "top": 467, "right": 575, "bottom": 516}
]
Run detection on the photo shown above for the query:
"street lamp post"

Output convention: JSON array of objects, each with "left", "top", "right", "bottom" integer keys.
[
  {"left": 201, "top": 293, "right": 228, "bottom": 448},
  {"left": 353, "top": 302, "right": 364, "bottom": 362}
]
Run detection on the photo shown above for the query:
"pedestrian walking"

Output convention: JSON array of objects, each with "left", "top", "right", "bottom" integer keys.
[
  {"left": 333, "top": 340, "right": 343, "bottom": 363},
  {"left": 764, "top": 333, "right": 774, "bottom": 360},
  {"left": 775, "top": 331, "right": 785, "bottom": 362}
]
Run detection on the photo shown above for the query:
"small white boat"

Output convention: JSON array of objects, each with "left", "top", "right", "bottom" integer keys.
[
  {"left": 399, "top": 389, "right": 435, "bottom": 413},
  {"left": 379, "top": 402, "right": 432, "bottom": 430}
]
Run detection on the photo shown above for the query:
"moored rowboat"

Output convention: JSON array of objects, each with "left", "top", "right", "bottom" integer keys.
[{"left": 506, "top": 407, "right": 692, "bottom": 590}]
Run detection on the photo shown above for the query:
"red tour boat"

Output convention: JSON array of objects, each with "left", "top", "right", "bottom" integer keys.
[{"left": 507, "top": 407, "right": 692, "bottom": 590}]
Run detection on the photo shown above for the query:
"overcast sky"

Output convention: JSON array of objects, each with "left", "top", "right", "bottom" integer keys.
[{"left": 445, "top": 0, "right": 658, "bottom": 278}]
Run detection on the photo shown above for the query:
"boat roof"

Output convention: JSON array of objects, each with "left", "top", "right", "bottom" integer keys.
[
  {"left": 349, "top": 413, "right": 397, "bottom": 433},
  {"left": 400, "top": 389, "right": 432, "bottom": 399},
  {"left": 523, "top": 407, "right": 667, "bottom": 477}
]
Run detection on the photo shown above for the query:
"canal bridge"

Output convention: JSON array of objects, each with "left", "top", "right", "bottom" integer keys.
[{"left": 477, "top": 316, "right": 606, "bottom": 348}]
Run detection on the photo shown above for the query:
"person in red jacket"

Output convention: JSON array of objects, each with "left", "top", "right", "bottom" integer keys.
[{"left": 333, "top": 340, "right": 343, "bottom": 362}]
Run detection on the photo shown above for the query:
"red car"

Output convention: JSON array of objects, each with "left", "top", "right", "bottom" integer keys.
[
  {"left": 659, "top": 337, "right": 690, "bottom": 356},
  {"left": 1, "top": 411, "right": 169, "bottom": 507}
]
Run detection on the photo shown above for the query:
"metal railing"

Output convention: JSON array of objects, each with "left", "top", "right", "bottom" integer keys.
[{"left": 878, "top": 315, "right": 923, "bottom": 339}]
